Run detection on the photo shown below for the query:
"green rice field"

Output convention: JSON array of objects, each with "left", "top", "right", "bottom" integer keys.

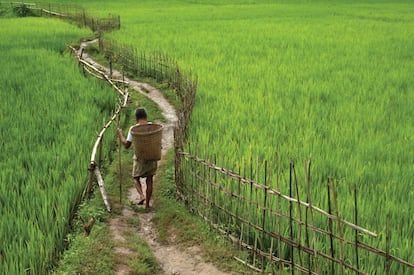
[
  {"left": 1, "top": 0, "right": 413, "bottom": 273},
  {"left": 97, "top": 0, "right": 413, "bottom": 267},
  {"left": 0, "top": 18, "right": 117, "bottom": 273}
]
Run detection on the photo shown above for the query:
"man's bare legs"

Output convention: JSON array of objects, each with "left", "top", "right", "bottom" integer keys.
[
  {"left": 145, "top": 175, "right": 153, "bottom": 209},
  {"left": 133, "top": 176, "right": 153, "bottom": 208},
  {"left": 133, "top": 177, "right": 145, "bottom": 204}
]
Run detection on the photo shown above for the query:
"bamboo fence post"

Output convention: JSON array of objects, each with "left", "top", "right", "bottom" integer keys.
[
  {"left": 386, "top": 214, "right": 391, "bottom": 275},
  {"left": 253, "top": 157, "right": 260, "bottom": 268},
  {"left": 94, "top": 166, "right": 111, "bottom": 212},
  {"left": 98, "top": 137, "right": 103, "bottom": 167},
  {"left": 289, "top": 161, "right": 295, "bottom": 275},
  {"left": 88, "top": 162, "right": 95, "bottom": 196},
  {"left": 209, "top": 155, "right": 214, "bottom": 230},
  {"left": 329, "top": 178, "right": 344, "bottom": 275},
  {"left": 190, "top": 144, "right": 195, "bottom": 209},
  {"left": 229, "top": 160, "right": 235, "bottom": 234},
  {"left": 214, "top": 155, "right": 220, "bottom": 225},
  {"left": 246, "top": 157, "right": 254, "bottom": 268},
  {"left": 327, "top": 179, "right": 335, "bottom": 274},
  {"left": 303, "top": 165, "right": 311, "bottom": 273},
  {"left": 261, "top": 160, "right": 268, "bottom": 270},
  {"left": 268, "top": 161, "right": 275, "bottom": 273},
  {"left": 305, "top": 160, "right": 319, "bottom": 273},
  {"left": 354, "top": 184, "right": 360, "bottom": 271},
  {"left": 118, "top": 112, "right": 122, "bottom": 204},
  {"left": 240, "top": 159, "right": 247, "bottom": 257},
  {"left": 292, "top": 163, "right": 303, "bottom": 269},
  {"left": 235, "top": 165, "right": 241, "bottom": 237},
  {"left": 275, "top": 156, "right": 283, "bottom": 275},
  {"left": 109, "top": 60, "right": 112, "bottom": 78}
]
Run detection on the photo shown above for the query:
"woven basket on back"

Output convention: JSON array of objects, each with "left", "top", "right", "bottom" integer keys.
[{"left": 130, "top": 123, "right": 163, "bottom": 161}]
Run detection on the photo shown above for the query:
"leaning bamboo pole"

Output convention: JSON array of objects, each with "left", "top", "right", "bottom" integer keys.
[{"left": 94, "top": 166, "right": 111, "bottom": 211}]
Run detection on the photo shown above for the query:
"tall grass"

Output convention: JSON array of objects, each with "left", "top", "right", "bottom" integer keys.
[{"left": 0, "top": 18, "right": 118, "bottom": 273}]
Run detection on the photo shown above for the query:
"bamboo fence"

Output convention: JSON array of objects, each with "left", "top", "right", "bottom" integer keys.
[
  {"left": 68, "top": 45, "right": 129, "bottom": 212},
  {"left": 0, "top": 2, "right": 120, "bottom": 32},
  {"left": 174, "top": 149, "right": 414, "bottom": 274}
]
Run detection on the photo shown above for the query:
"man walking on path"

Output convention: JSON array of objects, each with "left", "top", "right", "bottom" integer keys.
[{"left": 117, "top": 107, "right": 157, "bottom": 209}]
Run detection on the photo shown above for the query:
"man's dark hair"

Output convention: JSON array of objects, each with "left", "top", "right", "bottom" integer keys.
[{"left": 135, "top": 107, "right": 148, "bottom": 120}]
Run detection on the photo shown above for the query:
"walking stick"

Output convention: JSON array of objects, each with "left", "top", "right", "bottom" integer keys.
[{"left": 118, "top": 111, "right": 122, "bottom": 204}]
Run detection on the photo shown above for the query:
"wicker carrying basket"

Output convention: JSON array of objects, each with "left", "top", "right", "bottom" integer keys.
[{"left": 130, "top": 123, "right": 163, "bottom": 161}]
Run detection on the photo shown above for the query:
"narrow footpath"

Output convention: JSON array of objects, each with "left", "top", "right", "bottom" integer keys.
[{"left": 78, "top": 39, "right": 228, "bottom": 275}]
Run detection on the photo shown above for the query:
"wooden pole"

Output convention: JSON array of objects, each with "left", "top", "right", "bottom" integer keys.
[
  {"left": 98, "top": 136, "right": 103, "bottom": 167},
  {"left": 247, "top": 157, "right": 253, "bottom": 268},
  {"left": 327, "top": 180, "right": 335, "bottom": 274},
  {"left": 253, "top": 157, "right": 260, "bottom": 269},
  {"left": 305, "top": 160, "right": 319, "bottom": 273},
  {"left": 88, "top": 162, "right": 95, "bottom": 196},
  {"left": 275, "top": 156, "right": 283, "bottom": 275},
  {"left": 109, "top": 60, "right": 113, "bottom": 78},
  {"left": 268, "top": 161, "right": 275, "bottom": 273},
  {"left": 304, "top": 162, "right": 311, "bottom": 273},
  {"left": 292, "top": 162, "right": 303, "bottom": 269},
  {"left": 118, "top": 112, "right": 122, "bottom": 204},
  {"left": 354, "top": 184, "right": 360, "bottom": 271},
  {"left": 229, "top": 159, "right": 235, "bottom": 233},
  {"left": 329, "top": 178, "right": 344, "bottom": 275},
  {"left": 94, "top": 166, "right": 111, "bottom": 212},
  {"left": 261, "top": 160, "right": 268, "bottom": 270},
  {"left": 385, "top": 214, "right": 391, "bottom": 275},
  {"left": 289, "top": 161, "right": 295, "bottom": 275}
]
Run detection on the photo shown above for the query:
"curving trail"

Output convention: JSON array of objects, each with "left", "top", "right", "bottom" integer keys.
[{"left": 78, "top": 39, "right": 227, "bottom": 275}]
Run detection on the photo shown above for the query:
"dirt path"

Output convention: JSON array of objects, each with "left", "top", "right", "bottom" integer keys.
[{"left": 78, "top": 40, "right": 228, "bottom": 275}]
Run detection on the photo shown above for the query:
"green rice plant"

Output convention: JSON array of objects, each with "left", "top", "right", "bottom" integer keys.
[{"left": 0, "top": 17, "right": 118, "bottom": 274}]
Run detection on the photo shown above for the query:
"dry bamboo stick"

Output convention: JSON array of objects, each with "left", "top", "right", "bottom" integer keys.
[
  {"left": 305, "top": 160, "right": 319, "bottom": 273},
  {"left": 261, "top": 160, "right": 268, "bottom": 270},
  {"left": 94, "top": 166, "right": 111, "bottom": 212},
  {"left": 275, "top": 155, "right": 283, "bottom": 275},
  {"left": 234, "top": 256, "right": 264, "bottom": 273},
  {"left": 118, "top": 112, "right": 122, "bottom": 204},
  {"left": 289, "top": 161, "right": 295, "bottom": 275},
  {"left": 292, "top": 162, "right": 303, "bottom": 268},
  {"left": 354, "top": 184, "right": 360, "bottom": 271},
  {"left": 327, "top": 179, "right": 335, "bottom": 275},
  {"left": 329, "top": 178, "right": 344, "bottom": 275},
  {"left": 253, "top": 157, "right": 259, "bottom": 267},
  {"left": 386, "top": 215, "right": 391, "bottom": 275}
]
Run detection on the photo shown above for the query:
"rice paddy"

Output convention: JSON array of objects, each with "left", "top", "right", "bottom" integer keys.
[{"left": 1, "top": 0, "right": 413, "bottom": 273}]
